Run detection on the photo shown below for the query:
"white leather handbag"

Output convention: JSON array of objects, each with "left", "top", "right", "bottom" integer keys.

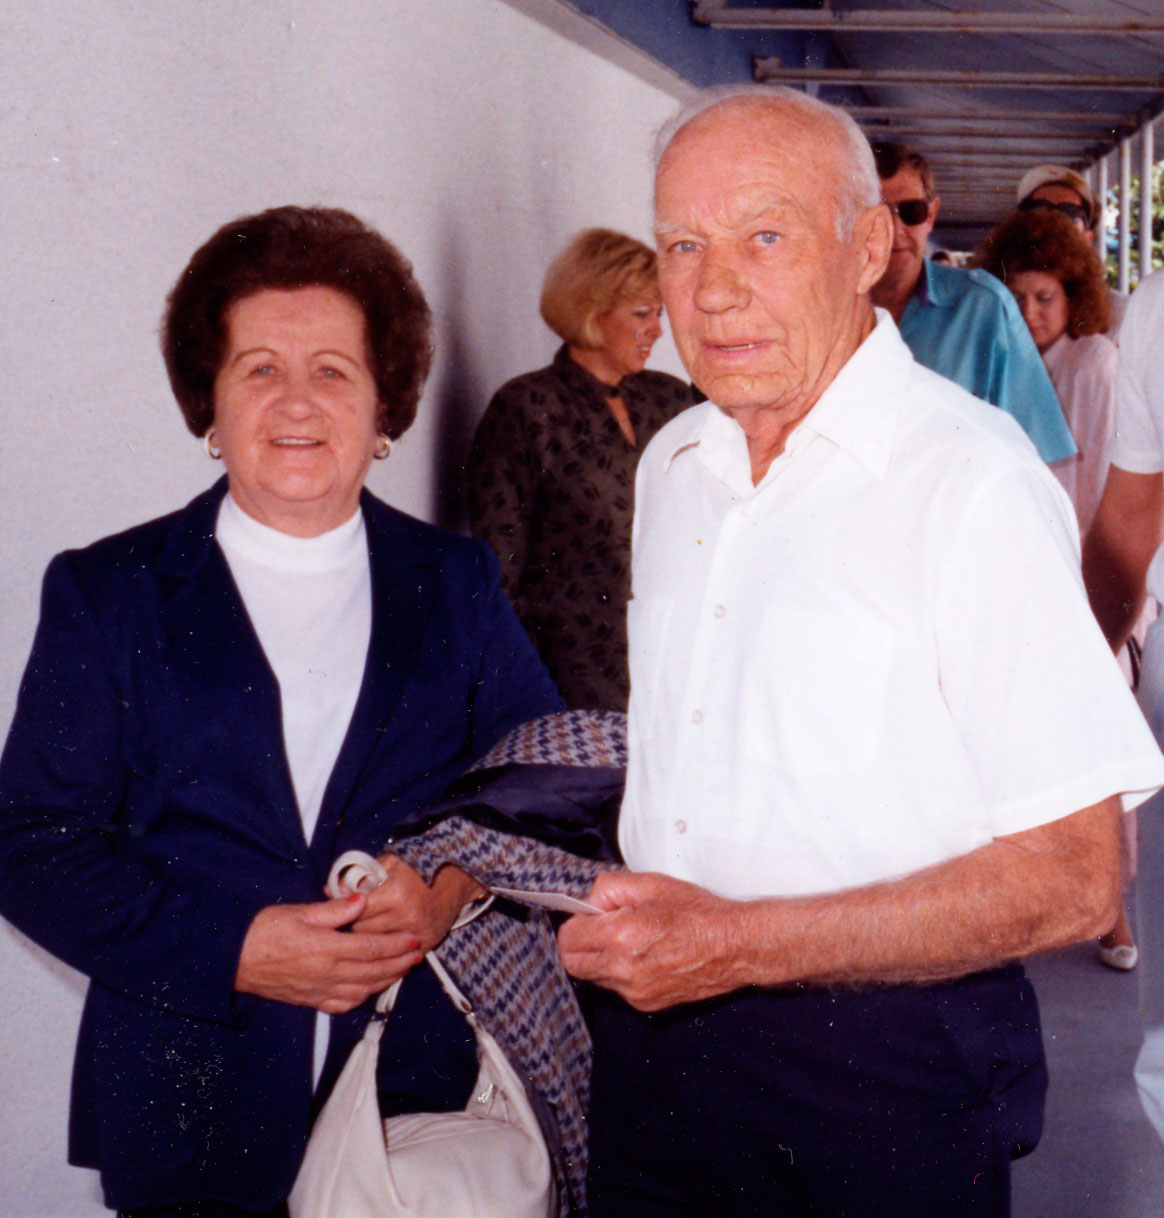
[{"left": 288, "top": 855, "right": 556, "bottom": 1218}]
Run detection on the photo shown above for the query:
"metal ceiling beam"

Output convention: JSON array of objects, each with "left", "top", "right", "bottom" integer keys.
[
  {"left": 912, "top": 152, "right": 1105, "bottom": 164},
  {"left": 754, "top": 63, "right": 1164, "bottom": 91},
  {"left": 926, "top": 157, "right": 1087, "bottom": 168},
  {"left": 695, "top": 4, "right": 1164, "bottom": 37},
  {"left": 856, "top": 125, "right": 1109, "bottom": 143},
  {"left": 844, "top": 107, "right": 1132, "bottom": 125},
  {"left": 852, "top": 120, "right": 1130, "bottom": 138}
]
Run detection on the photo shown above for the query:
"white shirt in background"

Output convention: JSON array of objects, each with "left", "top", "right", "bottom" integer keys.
[{"left": 1044, "top": 330, "right": 1119, "bottom": 536}]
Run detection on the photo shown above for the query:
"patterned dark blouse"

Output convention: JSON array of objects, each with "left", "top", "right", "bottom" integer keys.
[{"left": 468, "top": 345, "right": 695, "bottom": 711}]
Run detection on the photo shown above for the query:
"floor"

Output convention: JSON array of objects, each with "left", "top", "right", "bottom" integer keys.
[{"left": 1012, "top": 933, "right": 1164, "bottom": 1216}]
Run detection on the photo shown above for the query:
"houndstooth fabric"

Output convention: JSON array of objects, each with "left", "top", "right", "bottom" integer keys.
[
  {"left": 468, "top": 709, "right": 628, "bottom": 772},
  {"left": 390, "top": 710, "right": 626, "bottom": 1218}
]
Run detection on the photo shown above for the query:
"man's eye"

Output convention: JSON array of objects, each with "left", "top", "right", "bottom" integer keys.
[
  {"left": 754, "top": 231, "right": 780, "bottom": 246},
  {"left": 669, "top": 239, "right": 699, "bottom": 255}
]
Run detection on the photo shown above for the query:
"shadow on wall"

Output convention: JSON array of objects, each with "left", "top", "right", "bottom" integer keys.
[{"left": 429, "top": 220, "right": 488, "bottom": 534}]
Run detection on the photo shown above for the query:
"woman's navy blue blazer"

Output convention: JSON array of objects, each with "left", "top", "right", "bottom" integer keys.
[{"left": 0, "top": 477, "right": 561, "bottom": 1211}]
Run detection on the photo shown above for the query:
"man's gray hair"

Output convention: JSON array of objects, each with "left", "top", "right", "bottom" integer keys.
[{"left": 654, "top": 85, "right": 882, "bottom": 240}]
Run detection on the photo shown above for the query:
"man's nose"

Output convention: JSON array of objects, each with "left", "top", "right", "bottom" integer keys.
[{"left": 693, "top": 254, "right": 749, "bottom": 312}]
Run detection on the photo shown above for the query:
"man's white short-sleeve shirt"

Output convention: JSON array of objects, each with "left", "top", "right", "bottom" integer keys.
[
  {"left": 1106, "top": 271, "right": 1164, "bottom": 605},
  {"left": 620, "top": 314, "right": 1164, "bottom": 900}
]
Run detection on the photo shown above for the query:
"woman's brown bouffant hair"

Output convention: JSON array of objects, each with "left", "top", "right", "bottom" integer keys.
[{"left": 162, "top": 206, "right": 433, "bottom": 439}]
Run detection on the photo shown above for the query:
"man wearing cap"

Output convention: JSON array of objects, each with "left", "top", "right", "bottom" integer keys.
[
  {"left": 870, "top": 140, "right": 1075, "bottom": 463},
  {"left": 1017, "top": 163, "right": 1127, "bottom": 334},
  {"left": 1017, "top": 163, "right": 1097, "bottom": 236}
]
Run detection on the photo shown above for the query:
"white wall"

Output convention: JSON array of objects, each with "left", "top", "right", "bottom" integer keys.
[{"left": 0, "top": 2, "right": 690, "bottom": 1211}]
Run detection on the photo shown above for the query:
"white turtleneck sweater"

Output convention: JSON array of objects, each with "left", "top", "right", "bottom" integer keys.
[{"left": 216, "top": 492, "right": 373, "bottom": 1083}]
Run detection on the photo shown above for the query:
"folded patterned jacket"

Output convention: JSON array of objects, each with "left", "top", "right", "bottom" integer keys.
[{"left": 388, "top": 709, "right": 627, "bottom": 1218}]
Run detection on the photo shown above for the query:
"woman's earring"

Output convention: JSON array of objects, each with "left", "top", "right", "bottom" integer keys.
[
  {"left": 204, "top": 430, "right": 222, "bottom": 460},
  {"left": 373, "top": 434, "right": 392, "bottom": 460}
]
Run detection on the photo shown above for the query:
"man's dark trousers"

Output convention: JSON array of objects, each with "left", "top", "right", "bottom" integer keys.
[{"left": 586, "top": 964, "right": 1046, "bottom": 1218}]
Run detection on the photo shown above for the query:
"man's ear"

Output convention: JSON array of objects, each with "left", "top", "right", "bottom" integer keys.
[
  {"left": 855, "top": 202, "right": 893, "bottom": 295},
  {"left": 928, "top": 194, "right": 941, "bottom": 232}
]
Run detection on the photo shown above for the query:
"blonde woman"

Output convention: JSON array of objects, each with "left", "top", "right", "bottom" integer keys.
[{"left": 469, "top": 229, "right": 694, "bottom": 711}]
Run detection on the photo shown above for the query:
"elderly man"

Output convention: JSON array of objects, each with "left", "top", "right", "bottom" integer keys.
[
  {"left": 869, "top": 140, "right": 1074, "bottom": 463},
  {"left": 558, "top": 87, "right": 1164, "bottom": 1218}
]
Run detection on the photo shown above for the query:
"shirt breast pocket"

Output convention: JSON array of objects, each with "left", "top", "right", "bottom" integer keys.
[{"left": 745, "top": 602, "right": 893, "bottom": 774}]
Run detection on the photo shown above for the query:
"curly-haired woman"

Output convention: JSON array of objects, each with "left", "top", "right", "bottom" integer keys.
[{"left": 976, "top": 208, "right": 1115, "bottom": 533}]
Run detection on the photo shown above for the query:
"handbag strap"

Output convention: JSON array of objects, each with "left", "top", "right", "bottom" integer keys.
[
  {"left": 422, "top": 950, "right": 473, "bottom": 1017},
  {"left": 368, "top": 954, "right": 469, "bottom": 1019},
  {"left": 327, "top": 850, "right": 390, "bottom": 897},
  {"left": 328, "top": 851, "right": 475, "bottom": 1019}
]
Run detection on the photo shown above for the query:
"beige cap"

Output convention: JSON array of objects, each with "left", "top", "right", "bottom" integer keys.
[{"left": 1016, "top": 164, "right": 1096, "bottom": 225}]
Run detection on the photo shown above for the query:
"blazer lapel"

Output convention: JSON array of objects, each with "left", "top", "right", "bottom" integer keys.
[
  {"left": 310, "top": 495, "right": 437, "bottom": 865},
  {"left": 155, "top": 479, "right": 305, "bottom": 857}
]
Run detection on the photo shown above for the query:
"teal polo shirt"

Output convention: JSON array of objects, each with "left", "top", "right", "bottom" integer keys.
[{"left": 898, "top": 259, "right": 1076, "bottom": 463}]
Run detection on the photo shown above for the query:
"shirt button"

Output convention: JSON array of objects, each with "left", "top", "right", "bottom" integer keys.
[
  {"left": 674, "top": 819, "right": 687, "bottom": 834},
  {"left": 712, "top": 604, "right": 726, "bottom": 618},
  {"left": 691, "top": 709, "right": 704, "bottom": 725}
]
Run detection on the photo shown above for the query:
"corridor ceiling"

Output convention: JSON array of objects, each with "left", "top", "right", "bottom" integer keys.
[{"left": 570, "top": 0, "right": 1164, "bottom": 247}]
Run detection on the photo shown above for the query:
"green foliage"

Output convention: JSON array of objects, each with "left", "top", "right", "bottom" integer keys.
[{"left": 1105, "top": 162, "right": 1164, "bottom": 288}]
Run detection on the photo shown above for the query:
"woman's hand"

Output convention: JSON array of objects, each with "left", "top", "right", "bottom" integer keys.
[
  {"left": 234, "top": 892, "right": 422, "bottom": 1014},
  {"left": 350, "top": 856, "right": 486, "bottom": 953}
]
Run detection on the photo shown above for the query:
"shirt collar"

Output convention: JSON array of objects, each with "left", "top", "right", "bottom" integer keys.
[
  {"left": 913, "top": 257, "right": 950, "bottom": 309},
  {"left": 662, "top": 310, "right": 907, "bottom": 485},
  {"left": 1041, "top": 331, "right": 1069, "bottom": 369}
]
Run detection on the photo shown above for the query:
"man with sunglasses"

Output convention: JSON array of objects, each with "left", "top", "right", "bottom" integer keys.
[
  {"left": 870, "top": 140, "right": 1074, "bottom": 464},
  {"left": 1017, "top": 164, "right": 1096, "bottom": 236}
]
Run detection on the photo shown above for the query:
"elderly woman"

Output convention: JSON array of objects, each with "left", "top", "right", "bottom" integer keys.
[
  {"left": 468, "top": 228, "right": 694, "bottom": 712},
  {"left": 977, "top": 208, "right": 1141, "bottom": 972},
  {"left": 0, "top": 206, "right": 563, "bottom": 1217}
]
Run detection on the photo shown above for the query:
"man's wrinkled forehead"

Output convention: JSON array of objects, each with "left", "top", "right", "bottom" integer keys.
[{"left": 653, "top": 103, "right": 837, "bottom": 230}]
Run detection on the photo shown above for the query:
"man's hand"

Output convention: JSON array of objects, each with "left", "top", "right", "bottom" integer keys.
[
  {"left": 350, "top": 856, "right": 485, "bottom": 954},
  {"left": 558, "top": 800, "right": 1121, "bottom": 1010},
  {"left": 557, "top": 871, "right": 747, "bottom": 1012},
  {"left": 235, "top": 893, "right": 422, "bottom": 1013}
]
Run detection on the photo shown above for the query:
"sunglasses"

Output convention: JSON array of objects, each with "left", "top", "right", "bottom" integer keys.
[
  {"left": 887, "top": 198, "right": 931, "bottom": 226},
  {"left": 1018, "top": 197, "right": 1088, "bottom": 224}
]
